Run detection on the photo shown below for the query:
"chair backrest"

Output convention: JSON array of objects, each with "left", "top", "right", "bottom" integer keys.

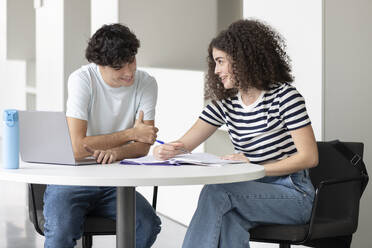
[
  {"left": 28, "top": 184, "right": 47, "bottom": 235},
  {"left": 309, "top": 142, "right": 364, "bottom": 236},
  {"left": 311, "top": 142, "right": 363, "bottom": 187},
  {"left": 28, "top": 184, "right": 47, "bottom": 211}
]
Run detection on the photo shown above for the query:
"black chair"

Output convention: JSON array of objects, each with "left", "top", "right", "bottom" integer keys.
[
  {"left": 249, "top": 141, "right": 368, "bottom": 248},
  {"left": 28, "top": 184, "right": 158, "bottom": 248}
]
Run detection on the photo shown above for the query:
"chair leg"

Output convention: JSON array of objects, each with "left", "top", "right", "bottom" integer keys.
[
  {"left": 82, "top": 235, "right": 93, "bottom": 248},
  {"left": 279, "top": 244, "right": 290, "bottom": 248},
  {"left": 152, "top": 186, "right": 158, "bottom": 210}
]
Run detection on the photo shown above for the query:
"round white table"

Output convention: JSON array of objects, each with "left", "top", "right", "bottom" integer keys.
[{"left": 0, "top": 161, "right": 265, "bottom": 248}]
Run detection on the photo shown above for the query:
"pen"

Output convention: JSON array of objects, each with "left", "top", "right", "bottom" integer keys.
[
  {"left": 155, "top": 139, "right": 191, "bottom": 154},
  {"left": 155, "top": 139, "right": 165, "bottom": 144}
]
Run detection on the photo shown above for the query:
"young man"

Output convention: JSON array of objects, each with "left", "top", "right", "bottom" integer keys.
[{"left": 43, "top": 24, "right": 161, "bottom": 248}]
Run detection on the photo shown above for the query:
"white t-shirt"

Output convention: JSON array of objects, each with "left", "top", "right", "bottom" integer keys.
[{"left": 66, "top": 63, "right": 158, "bottom": 136}]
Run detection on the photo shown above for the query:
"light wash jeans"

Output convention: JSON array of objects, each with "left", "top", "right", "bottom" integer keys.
[
  {"left": 182, "top": 170, "right": 315, "bottom": 248},
  {"left": 43, "top": 185, "right": 161, "bottom": 248}
]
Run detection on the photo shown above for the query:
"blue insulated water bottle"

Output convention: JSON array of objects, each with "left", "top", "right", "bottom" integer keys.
[{"left": 3, "top": 109, "right": 19, "bottom": 169}]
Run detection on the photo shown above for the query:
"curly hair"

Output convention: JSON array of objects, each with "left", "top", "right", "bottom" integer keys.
[
  {"left": 205, "top": 19, "right": 294, "bottom": 100},
  {"left": 85, "top": 23, "right": 140, "bottom": 69}
]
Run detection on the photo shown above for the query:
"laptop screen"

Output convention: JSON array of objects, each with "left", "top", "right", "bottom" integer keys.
[{"left": 19, "top": 111, "right": 77, "bottom": 165}]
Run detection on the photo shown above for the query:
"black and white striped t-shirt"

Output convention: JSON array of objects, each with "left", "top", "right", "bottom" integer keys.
[{"left": 200, "top": 83, "right": 311, "bottom": 164}]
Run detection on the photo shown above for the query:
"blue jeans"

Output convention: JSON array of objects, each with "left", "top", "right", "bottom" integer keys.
[
  {"left": 182, "top": 170, "right": 315, "bottom": 248},
  {"left": 43, "top": 185, "right": 161, "bottom": 248}
]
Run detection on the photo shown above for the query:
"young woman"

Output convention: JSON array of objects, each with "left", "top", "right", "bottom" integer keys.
[{"left": 153, "top": 19, "right": 318, "bottom": 248}]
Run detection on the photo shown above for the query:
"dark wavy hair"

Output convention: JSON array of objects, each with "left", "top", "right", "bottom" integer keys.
[
  {"left": 85, "top": 23, "right": 140, "bottom": 69},
  {"left": 205, "top": 19, "right": 294, "bottom": 100}
]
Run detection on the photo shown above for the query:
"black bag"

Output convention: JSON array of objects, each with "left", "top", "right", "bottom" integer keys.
[{"left": 330, "top": 140, "right": 369, "bottom": 195}]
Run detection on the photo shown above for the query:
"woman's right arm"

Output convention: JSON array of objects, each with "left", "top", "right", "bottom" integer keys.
[{"left": 153, "top": 119, "right": 218, "bottom": 160}]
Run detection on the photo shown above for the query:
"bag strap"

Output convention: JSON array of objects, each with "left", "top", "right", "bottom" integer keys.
[{"left": 330, "top": 140, "right": 369, "bottom": 195}]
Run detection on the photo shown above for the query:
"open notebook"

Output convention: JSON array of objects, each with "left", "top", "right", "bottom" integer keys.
[{"left": 120, "top": 153, "right": 245, "bottom": 167}]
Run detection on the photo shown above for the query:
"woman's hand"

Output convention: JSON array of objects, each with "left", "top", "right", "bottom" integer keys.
[
  {"left": 221, "top": 153, "right": 250, "bottom": 163},
  {"left": 84, "top": 145, "right": 118, "bottom": 164},
  {"left": 153, "top": 142, "right": 186, "bottom": 160}
]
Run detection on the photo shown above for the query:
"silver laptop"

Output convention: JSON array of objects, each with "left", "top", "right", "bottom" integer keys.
[{"left": 19, "top": 111, "right": 97, "bottom": 165}]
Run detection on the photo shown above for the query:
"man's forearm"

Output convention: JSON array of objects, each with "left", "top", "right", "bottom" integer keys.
[
  {"left": 75, "top": 128, "right": 135, "bottom": 159},
  {"left": 112, "top": 141, "right": 151, "bottom": 161}
]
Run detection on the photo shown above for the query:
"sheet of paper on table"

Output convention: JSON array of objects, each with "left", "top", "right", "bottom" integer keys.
[{"left": 120, "top": 153, "right": 245, "bottom": 167}]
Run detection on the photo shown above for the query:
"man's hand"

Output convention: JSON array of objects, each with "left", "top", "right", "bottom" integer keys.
[
  {"left": 84, "top": 145, "right": 118, "bottom": 164},
  {"left": 133, "top": 110, "right": 159, "bottom": 144}
]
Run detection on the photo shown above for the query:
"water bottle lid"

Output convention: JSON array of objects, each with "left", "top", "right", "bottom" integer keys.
[{"left": 3, "top": 109, "right": 18, "bottom": 127}]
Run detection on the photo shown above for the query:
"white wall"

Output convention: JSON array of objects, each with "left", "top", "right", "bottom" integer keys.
[
  {"left": 91, "top": 0, "right": 118, "bottom": 35},
  {"left": 6, "top": 0, "right": 35, "bottom": 60},
  {"left": 217, "top": 0, "right": 243, "bottom": 32},
  {"left": 0, "top": 60, "right": 27, "bottom": 137},
  {"left": 140, "top": 67, "right": 205, "bottom": 152},
  {"left": 0, "top": 0, "right": 6, "bottom": 59},
  {"left": 35, "top": 0, "right": 64, "bottom": 111},
  {"left": 119, "top": 0, "right": 217, "bottom": 71},
  {"left": 64, "top": 0, "right": 91, "bottom": 107}
]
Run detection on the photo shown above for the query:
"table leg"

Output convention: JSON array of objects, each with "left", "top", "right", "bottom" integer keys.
[{"left": 116, "top": 186, "right": 136, "bottom": 248}]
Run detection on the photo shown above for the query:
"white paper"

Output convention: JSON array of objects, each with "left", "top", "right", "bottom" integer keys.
[
  {"left": 173, "top": 153, "right": 243, "bottom": 164},
  {"left": 122, "top": 153, "right": 244, "bottom": 166}
]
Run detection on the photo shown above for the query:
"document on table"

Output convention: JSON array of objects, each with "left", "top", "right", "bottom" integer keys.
[{"left": 120, "top": 153, "right": 245, "bottom": 167}]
